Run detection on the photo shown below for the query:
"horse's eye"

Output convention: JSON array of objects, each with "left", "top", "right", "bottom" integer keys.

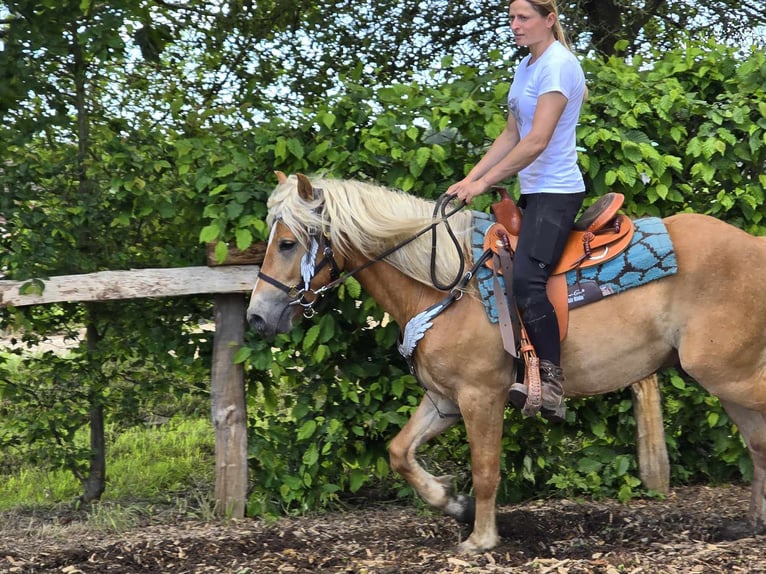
[{"left": 278, "top": 238, "right": 297, "bottom": 252}]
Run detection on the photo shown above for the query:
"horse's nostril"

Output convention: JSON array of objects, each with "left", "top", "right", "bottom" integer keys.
[{"left": 247, "top": 311, "right": 265, "bottom": 333}]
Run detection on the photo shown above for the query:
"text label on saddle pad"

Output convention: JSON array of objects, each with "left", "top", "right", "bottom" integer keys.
[{"left": 567, "top": 279, "right": 613, "bottom": 309}]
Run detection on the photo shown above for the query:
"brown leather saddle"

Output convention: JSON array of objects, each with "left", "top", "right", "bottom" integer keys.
[{"left": 483, "top": 188, "right": 633, "bottom": 340}]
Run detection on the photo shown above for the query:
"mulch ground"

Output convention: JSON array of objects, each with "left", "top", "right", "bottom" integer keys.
[{"left": 2, "top": 484, "right": 765, "bottom": 573}]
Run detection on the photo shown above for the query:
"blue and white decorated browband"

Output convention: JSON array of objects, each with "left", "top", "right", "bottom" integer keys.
[
  {"left": 299, "top": 186, "right": 324, "bottom": 292},
  {"left": 301, "top": 237, "right": 319, "bottom": 292}
]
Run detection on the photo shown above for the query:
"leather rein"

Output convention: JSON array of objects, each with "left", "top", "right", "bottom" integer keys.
[{"left": 256, "top": 193, "right": 468, "bottom": 318}]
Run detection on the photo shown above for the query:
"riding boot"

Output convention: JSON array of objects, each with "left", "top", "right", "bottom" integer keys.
[{"left": 509, "top": 359, "right": 566, "bottom": 422}]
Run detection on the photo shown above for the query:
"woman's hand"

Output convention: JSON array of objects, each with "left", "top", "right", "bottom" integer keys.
[{"left": 446, "top": 178, "right": 489, "bottom": 203}]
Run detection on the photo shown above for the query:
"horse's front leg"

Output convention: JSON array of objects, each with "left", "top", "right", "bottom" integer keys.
[
  {"left": 388, "top": 391, "right": 474, "bottom": 523},
  {"left": 457, "top": 385, "right": 508, "bottom": 553}
]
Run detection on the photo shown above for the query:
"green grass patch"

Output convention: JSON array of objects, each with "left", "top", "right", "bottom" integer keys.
[{"left": 0, "top": 417, "right": 215, "bottom": 511}]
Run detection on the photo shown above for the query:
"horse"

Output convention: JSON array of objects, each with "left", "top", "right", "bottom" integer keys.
[{"left": 246, "top": 172, "right": 766, "bottom": 553}]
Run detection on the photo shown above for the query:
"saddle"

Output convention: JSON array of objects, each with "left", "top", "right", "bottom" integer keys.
[{"left": 483, "top": 188, "right": 633, "bottom": 341}]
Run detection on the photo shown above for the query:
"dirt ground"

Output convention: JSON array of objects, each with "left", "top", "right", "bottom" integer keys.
[
  {"left": 0, "top": 486, "right": 766, "bottom": 574},
  {"left": 1, "top": 484, "right": 765, "bottom": 573}
]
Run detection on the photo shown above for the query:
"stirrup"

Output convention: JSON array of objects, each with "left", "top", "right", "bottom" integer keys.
[
  {"left": 508, "top": 382, "right": 566, "bottom": 422},
  {"left": 509, "top": 360, "right": 567, "bottom": 422}
]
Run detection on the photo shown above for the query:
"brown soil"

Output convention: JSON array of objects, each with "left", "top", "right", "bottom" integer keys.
[{"left": 1, "top": 484, "right": 764, "bottom": 573}]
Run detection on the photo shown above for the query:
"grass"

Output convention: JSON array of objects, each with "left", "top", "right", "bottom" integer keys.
[{"left": 0, "top": 417, "right": 216, "bottom": 515}]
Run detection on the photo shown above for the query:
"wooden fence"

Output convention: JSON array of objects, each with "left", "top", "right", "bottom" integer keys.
[{"left": 0, "top": 261, "right": 257, "bottom": 517}]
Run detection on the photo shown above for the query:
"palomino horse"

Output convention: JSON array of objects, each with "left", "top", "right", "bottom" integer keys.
[{"left": 247, "top": 173, "right": 766, "bottom": 553}]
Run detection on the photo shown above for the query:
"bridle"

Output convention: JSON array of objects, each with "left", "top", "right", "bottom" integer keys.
[
  {"left": 255, "top": 220, "right": 342, "bottom": 318},
  {"left": 255, "top": 191, "right": 467, "bottom": 318}
]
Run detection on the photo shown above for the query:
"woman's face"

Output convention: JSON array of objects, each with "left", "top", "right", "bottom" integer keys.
[{"left": 509, "top": 0, "right": 554, "bottom": 48}]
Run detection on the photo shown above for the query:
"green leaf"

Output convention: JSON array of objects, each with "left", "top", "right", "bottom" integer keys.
[
  {"left": 670, "top": 374, "right": 686, "bottom": 390},
  {"left": 226, "top": 202, "right": 244, "bottom": 219},
  {"left": 297, "top": 419, "right": 317, "bottom": 440},
  {"left": 215, "top": 241, "right": 228, "bottom": 263},
  {"left": 621, "top": 142, "right": 642, "bottom": 163},
  {"left": 235, "top": 228, "right": 253, "bottom": 250},
  {"left": 303, "top": 325, "right": 321, "bottom": 350},
  {"left": 618, "top": 483, "right": 633, "bottom": 503},
  {"left": 319, "top": 111, "right": 336, "bottom": 129},
  {"left": 577, "top": 457, "right": 603, "bottom": 474},
  {"left": 345, "top": 277, "right": 362, "bottom": 299},
  {"left": 275, "top": 138, "right": 287, "bottom": 160},
  {"left": 318, "top": 315, "right": 335, "bottom": 343},
  {"left": 375, "top": 456, "right": 389, "bottom": 478},
  {"left": 199, "top": 224, "right": 220, "bottom": 243},
  {"left": 349, "top": 469, "right": 367, "bottom": 492},
  {"left": 210, "top": 184, "right": 228, "bottom": 196},
  {"left": 216, "top": 164, "right": 236, "bottom": 178},
  {"left": 313, "top": 344, "right": 329, "bottom": 362},
  {"left": 286, "top": 138, "right": 304, "bottom": 159},
  {"left": 232, "top": 346, "right": 252, "bottom": 364},
  {"left": 302, "top": 443, "right": 319, "bottom": 466},
  {"left": 590, "top": 421, "right": 606, "bottom": 439},
  {"left": 111, "top": 213, "right": 131, "bottom": 227},
  {"left": 414, "top": 146, "right": 431, "bottom": 168},
  {"left": 614, "top": 455, "right": 630, "bottom": 477},
  {"left": 19, "top": 279, "right": 45, "bottom": 296}
]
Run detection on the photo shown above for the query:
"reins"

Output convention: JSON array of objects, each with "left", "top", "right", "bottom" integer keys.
[
  {"left": 430, "top": 194, "right": 466, "bottom": 291},
  {"left": 312, "top": 194, "right": 467, "bottom": 298}
]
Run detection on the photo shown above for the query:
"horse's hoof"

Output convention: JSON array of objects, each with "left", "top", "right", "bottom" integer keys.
[
  {"left": 714, "top": 520, "right": 765, "bottom": 541},
  {"left": 452, "top": 494, "right": 475, "bottom": 525},
  {"left": 457, "top": 531, "right": 499, "bottom": 554},
  {"left": 443, "top": 493, "right": 475, "bottom": 525}
]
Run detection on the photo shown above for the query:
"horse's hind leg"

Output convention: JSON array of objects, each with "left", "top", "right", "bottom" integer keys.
[
  {"left": 719, "top": 399, "right": 766, "bottom": 533},
  {"left": 389, "top": 392, "right": 474, "bottom": 523}
]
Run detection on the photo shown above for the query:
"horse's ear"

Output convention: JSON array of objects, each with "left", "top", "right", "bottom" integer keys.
[
  {"left": 275, "top": 170, "right": 287, "bottom": 184},
  {"left": 296, "top": 173, "right": 314, "bottom": 202}
]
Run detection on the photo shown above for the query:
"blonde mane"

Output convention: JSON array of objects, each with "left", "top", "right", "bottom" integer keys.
[{"left": 267, "top": 176, "right": 476, "bottom": 288}]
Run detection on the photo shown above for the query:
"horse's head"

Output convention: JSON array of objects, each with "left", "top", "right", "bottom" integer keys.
[{"left": 246, "top": 172, "right": 346, "bottom": 336}]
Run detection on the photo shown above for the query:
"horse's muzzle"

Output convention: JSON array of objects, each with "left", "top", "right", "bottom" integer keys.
[{"left": 246, "top": 302, "right": 297, "bottom": 337}]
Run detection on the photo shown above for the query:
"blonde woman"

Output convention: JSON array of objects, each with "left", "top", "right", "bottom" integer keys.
[{"left": 447, "top": 0, "right": 586, "bottom": 421}]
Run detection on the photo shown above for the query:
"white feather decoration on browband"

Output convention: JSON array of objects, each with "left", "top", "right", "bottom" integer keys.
[{"left": 301, "top": 236, "right": 319, "bottom": 292}]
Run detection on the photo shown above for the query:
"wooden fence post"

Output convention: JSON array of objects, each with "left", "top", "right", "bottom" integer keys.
[
  {"left": 211, "top": 293, "right": 248, "bottom": 518},
  {"left": 631, "top": 374, "right": 670, "bottom": 493}
]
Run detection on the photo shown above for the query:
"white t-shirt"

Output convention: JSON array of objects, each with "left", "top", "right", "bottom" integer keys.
[{"left": 507, "top": 41, "right": 586, "bottom": 194}]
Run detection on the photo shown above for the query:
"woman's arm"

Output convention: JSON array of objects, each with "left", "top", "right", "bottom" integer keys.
[{"left": 448, "top": 91, "right": 567, "bottom": 202}]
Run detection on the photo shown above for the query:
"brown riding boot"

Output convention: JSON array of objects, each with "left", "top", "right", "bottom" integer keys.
[{"left": 509, "top": 360, "right": 567, "bottom": 422}]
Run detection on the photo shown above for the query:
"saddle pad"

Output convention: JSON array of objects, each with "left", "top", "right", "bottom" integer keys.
[
  {"left": 564, "top": 217, "right": 677, "bottom": 308},
  {"left": 471, "top": 213, "right": 677, "bottom": 324},
  {"left": 472, "top": 211, "right": 506, "bottom": 324}
]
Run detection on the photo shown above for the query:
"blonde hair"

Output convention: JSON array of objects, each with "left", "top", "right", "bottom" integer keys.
[{"left": 512, "top": 0, "right": 571, "bottom": 50}]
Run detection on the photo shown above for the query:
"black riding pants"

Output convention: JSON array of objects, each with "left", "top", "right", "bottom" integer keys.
[{"left": 512, "top": 192, "right": 585, "bottom": 366}]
